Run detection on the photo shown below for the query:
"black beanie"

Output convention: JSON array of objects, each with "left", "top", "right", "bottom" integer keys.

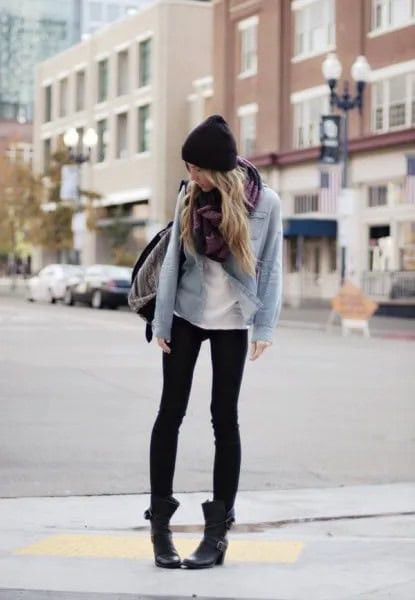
[{"left": 181, "top": 114, "right": 238, "bottom": 172}]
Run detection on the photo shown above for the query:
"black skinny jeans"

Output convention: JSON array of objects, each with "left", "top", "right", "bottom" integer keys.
[{"left": 150, "top": 315, "right": 248, "bottom": 512}]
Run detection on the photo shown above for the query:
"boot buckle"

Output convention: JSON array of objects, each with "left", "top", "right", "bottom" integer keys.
[
  {"left": 144, "top": 508, "right": 152, "bottom": 520},
  {"left": 216, "top": 540, "right": 225, "bottom": 551}
]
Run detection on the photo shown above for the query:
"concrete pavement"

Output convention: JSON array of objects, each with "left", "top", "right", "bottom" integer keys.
[
  {"left": 1, "top": 296, "right": 414, "bottom": 598},
  {"left": 0, "top": 483, "right": 414, "bottom": 599}
]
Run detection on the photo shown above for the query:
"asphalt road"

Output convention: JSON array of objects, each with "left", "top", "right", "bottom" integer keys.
[{"left": 1, "top": 295, "right": 414, "bottom": 499}]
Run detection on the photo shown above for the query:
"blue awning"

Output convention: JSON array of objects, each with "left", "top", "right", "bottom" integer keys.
[{"left": 283, "top": 218, "right": 337, "bottom": 238}]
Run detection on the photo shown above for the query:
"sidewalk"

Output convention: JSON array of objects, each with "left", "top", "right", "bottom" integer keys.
[
  {"left": 0, "top": 483, "right": 414, "bottom": 599},
  {"left": 279, "top": 305, "right": 415, "bottom": 339}
]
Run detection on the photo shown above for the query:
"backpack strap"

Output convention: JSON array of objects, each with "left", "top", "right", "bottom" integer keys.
[{"left": 145, "top": 323, "right": 153, "bottom": 343}]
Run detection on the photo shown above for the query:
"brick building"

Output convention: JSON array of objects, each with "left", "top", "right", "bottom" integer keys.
[{"left": 194, "top": 0, "right": 415, "bottom": 305}]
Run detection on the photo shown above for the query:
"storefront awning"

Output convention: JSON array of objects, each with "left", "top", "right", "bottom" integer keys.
[{"left": 283, "top": 218, "right": 337, "bottom": 238}]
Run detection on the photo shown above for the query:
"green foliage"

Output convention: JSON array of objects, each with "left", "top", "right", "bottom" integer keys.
[
  {"left": 31, "top": 204, "right": 74, "bottom": 251},
  {"left": 0, "top": 156, "right": 43, "bottom": 255}
]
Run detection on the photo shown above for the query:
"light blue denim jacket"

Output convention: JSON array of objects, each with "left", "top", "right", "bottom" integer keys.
[{"left": 153, "top": 184, "right": 283, "bottom": 343}]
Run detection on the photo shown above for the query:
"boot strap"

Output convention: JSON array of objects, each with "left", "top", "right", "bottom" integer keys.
[
  {"left": 205, "top": 517, "right": 234, "bottom": 532},
  {"left": 203, "top": 536, "right": 228, "bottom": 551}
]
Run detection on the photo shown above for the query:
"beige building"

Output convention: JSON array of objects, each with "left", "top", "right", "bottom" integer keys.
[
  {"left": 195, "top": 0, "right": 415, "bottom": 306},
  {"left": 33, "top": 0, "right": 212, "bottom": 267}
]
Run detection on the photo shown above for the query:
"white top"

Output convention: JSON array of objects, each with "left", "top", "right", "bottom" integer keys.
[{"left": 176, "top": 257, "right": 247, "bottom": 330}]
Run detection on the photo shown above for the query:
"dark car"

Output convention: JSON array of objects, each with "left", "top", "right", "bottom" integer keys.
[{"left": 64, "top": 264, "right": 132, "bottom": 309}]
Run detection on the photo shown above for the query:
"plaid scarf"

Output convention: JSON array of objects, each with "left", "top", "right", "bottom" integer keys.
[{"left": 192, "top": 157, "right": 262, "bottom": 262}]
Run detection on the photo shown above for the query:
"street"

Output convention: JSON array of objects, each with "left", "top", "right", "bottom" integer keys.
[
  {"left": 0, "top": 296, "right": 414, "bottom": 598},
  {"left": 1, "top": 296, "right": 414, "bottom": 497}
]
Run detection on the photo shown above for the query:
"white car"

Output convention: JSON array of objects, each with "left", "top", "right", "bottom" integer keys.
[{"left": 26, "top": 264, "right": 84, "bottom": 303}]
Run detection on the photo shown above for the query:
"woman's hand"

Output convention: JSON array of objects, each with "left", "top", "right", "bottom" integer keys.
[
  {"left": 157, "top": 338, "right": 171, "bottom": 354},
  {"left": 249, "top": 340, "right": 272, "bottom": 361}
]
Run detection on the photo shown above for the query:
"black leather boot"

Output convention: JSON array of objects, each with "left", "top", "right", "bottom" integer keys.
[
  {"left": 182, "top": 500, "right": 234, "bottom": 569},
  {"left": 144, "top": 496, "right": 181, "bottom": 568}
]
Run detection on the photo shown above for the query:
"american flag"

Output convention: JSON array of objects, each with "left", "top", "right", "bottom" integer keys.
[
  {"left": 405, "top": 155, "right": 415, "bottom": 204},
  {"left": 319, "top": 164, "right": 342, "bottom": 214}
]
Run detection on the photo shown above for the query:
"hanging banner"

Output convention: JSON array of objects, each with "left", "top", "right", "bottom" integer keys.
[
  {"left": 60, "top": 165, "right": 80, "bottom": 201},
  {"left": 320, "top": 115, "right": 341, "bottom": 164}
]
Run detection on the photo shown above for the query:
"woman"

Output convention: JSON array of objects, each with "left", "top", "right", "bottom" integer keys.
[{"left": 144, "top": 115, "right": 282, "bottom": 569}]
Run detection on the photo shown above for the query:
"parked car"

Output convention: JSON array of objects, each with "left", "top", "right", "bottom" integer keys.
[
  {"left": 26, "top": 264, "right": 84, "bottom": 303},
  {"left": 64, "top": 264, "right": 132, "bottom": 309}
]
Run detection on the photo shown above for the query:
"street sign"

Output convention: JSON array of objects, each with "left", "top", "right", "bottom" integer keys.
[
  {"left": 331, "top": 281, "right": 378, "bottom": 321},
  {"left": 331, "top": 281, "right": 378, "bottom": 336}
]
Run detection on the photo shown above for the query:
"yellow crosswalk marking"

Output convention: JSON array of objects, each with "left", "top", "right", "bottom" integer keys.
[{"left": 16, "top": 534, "right": 304, "bottom": 564}]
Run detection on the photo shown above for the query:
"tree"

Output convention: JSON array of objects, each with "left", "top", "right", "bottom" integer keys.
[
  {"left": 0, "top": 155, "right": 43, "bottom": 262},
  {"left": 30, "top": 148, "right": 101, "bottom": 258},
  {"left": 101, "top": 205, "right": 136, "bottom": 266},
  {"left": 0, "top": 144, "right": 102, "bottom": 268},
  {"left": 30, "top": 148, "right": 75, "bottom": 254}
]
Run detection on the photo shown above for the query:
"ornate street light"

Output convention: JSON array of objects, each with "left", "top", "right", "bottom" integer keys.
[
  {"left": 322, "top": 53, "right": 371, "bottom": 284},
  {"left": 63, "top": 127, "right": 97, "bottom": 163},
  {"left": 62, "top": 127, "right": 98, "bottom": 265},
  {"left": 322, "top": 53, "right": 371, "bottom": 187}
]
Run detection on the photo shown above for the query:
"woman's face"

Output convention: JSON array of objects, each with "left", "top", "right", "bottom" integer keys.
[{"left": 185, "top": 163, "right": 214, "bottom": 192}]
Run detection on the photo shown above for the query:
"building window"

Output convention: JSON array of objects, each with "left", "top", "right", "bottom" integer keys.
[
  {"left": 75, "top": 70, "right": 86, "bottom": 112},
  {"left": 368, "top": 185, "right": 388, "bottom": 207},
  {"left": 138, "top": 104, "right": 151, "bottom": 153},
  {"left": 372, "top": 71, "right": 415, "bottom": 133},
  {"left": 96, "top": 118, "right": 108, "bottom": 163},
  {"left": 44, "top": 85, "right": 52, "bottom": 122},
  {"left": 89, "top": 1, "right": 103, "bottom": 22},
  {"left": 138, "top": 38, "right": 152, "bottom": 87},
  {"left": 117, "top": 49, "right": 129, "bottom": 96},
  {"left": 238, "top": 16, "right": 258, "bottom": 77},
  {"left": 116, "top": 112, "right": 128, "bottom": 159},
  {"left": 238, "top": 105, "right": 257, "bottom": 156},
  {"left": 107, "top": 3, "right": 120, "bottom": 21},
  {"left": 59, "top": 78, "right": 68, "bottom": 117},
  {"left": 43, "top": 138, "right": 51, "bottom": 171},
  {"left": 293, "top": 93, "right": 329, "bottom": 148},
  {"left": 97, "top": 58, "right": 108, "bottom": 103},
  {"left": 6, "top": 142, "right": 33, "bottom": 164},
  {"left": 372, "top": 0, "right": 415, "bottom": 31},
  {"left": 294, "top": 193, "right": 319, "bottom": 214},
  {"left": 398, "top": 221, "right": 415, "bottom": 270},
  {"left": 293, "top": 0, "right": 335, "bottom": 58}
]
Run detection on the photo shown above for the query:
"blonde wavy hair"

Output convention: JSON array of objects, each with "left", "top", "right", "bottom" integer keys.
[{"left": 180, "top": 166, "right": 256, "bottom": 275}]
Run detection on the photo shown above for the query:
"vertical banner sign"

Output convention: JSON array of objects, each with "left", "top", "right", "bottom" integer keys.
[
  {"left": 320, "top": 115, "right": 341, "bottom": 164},
  {"left": 60, "top": 165, "right": 80, "bottom": 202}
]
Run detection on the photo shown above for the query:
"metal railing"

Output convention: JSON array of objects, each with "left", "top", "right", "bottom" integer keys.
[{"left": 361, "top": 271, "right": 415, "bottom": 300}]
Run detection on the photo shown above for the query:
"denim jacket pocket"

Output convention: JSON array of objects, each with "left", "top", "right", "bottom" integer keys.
[{"left": 249, "top": 210, "right": 268, "bottom": 240}]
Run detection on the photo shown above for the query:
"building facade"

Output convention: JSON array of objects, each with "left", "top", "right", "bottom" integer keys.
[
  {"left": 0, "top": 0, "right": 81, "bottom": 124},
  {"left": 32, "top": 0, "right": 212, "bottom": 267},
  {"left": 207, "top": 0, "right": 415, "bottom": 305}
]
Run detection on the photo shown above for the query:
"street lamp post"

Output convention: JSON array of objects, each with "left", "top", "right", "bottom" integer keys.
[
  {"left": 322, "top": 53, "right": 371, "bottom": 284},
  {"left": 63, "top": 127, "right": 98, "bottom": 264},
  {"left": 63, "top": 127, "right": 98, "bottom": 164}
]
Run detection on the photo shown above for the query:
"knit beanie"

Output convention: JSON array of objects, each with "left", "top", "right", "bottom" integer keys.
[{"left": 181, "top": 114, "right": 238, "bottom": 172}]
